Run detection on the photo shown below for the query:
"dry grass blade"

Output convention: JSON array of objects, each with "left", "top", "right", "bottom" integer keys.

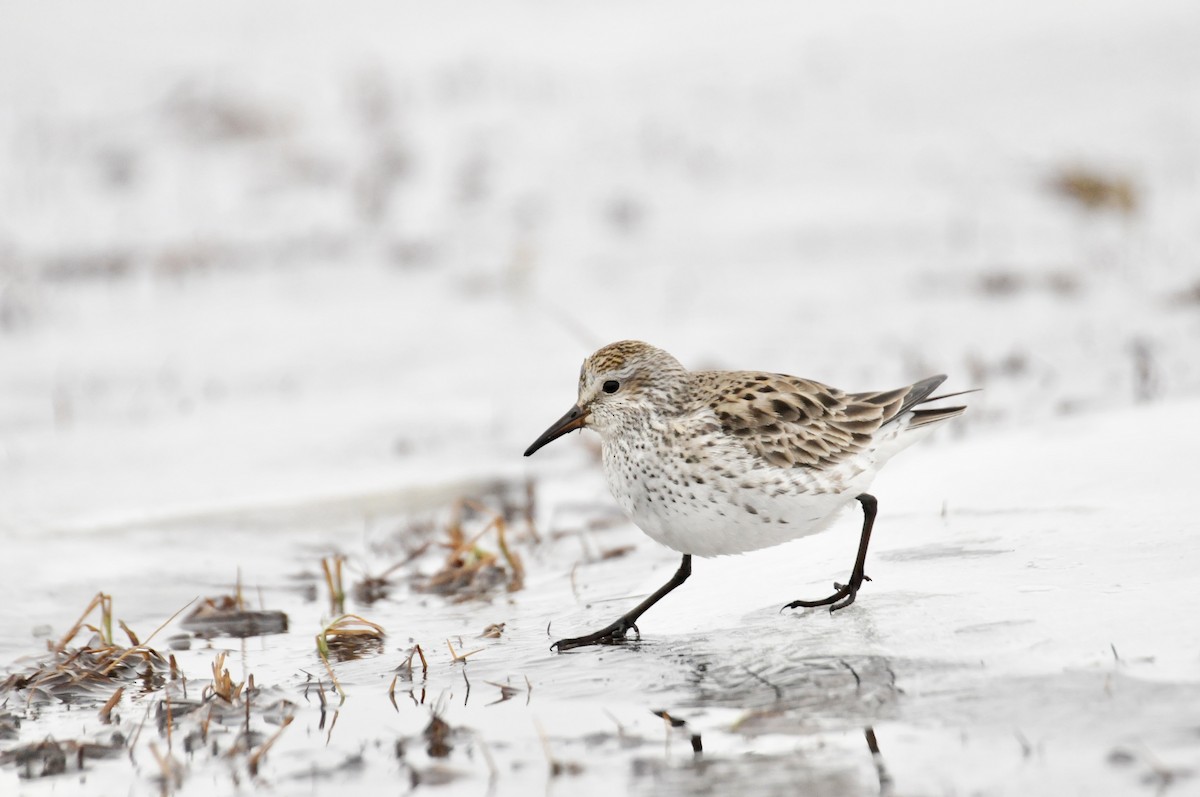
[
  {"left": 320, "top": 615, "right": 385, "bottom": 650},
  {"left": 247, "top": 715, "right": 293, "bottom": 776},
  {"left": 354, "top": 542, "right": 433, "bottom": 605},
  {"left": 315, "top": 615, "right": 386, "bottom": 701},
  {"left": 446, "top": 639, "right": 483, "bottom": 663},
  {"left": 149, "top": 742, "right": 185, "bottom": 790},
  {"left": 523, "top": 477, "right": 540, "bottom": 543},
  {"left": 99, "top": 686, "right": 124, "bottom": 724},
  {"left": 322, "top": 556, "right": 346, "bottom": 616},
  {"left": 534, "top": 718, "right": 583, "bottom": 777},
  {"left": 464, "top": 499, "right": 525, "bottom": 592},
  {"left": 99, "top": 597, "right": 197, "bottom": 677},
  {"left": 210, "top": 651, "right": 244, "bottom": 703},
  {"left": 483, "top": 679, "right": 523, "bottom": 706},
  {"left": 53, "top": 592, "right": 113, "bottom": 652},
  {"left": 315, "top": 647, "right": 344, "bottom": 702},
  {"left": 119, "top": 621, "right": 140, "bottom": 647},
  {"left": 398, "top": 644, "right": 429, "bottom": 681},
  {"left": 418, "top": 499, "right": 527, "bottom": 601}
]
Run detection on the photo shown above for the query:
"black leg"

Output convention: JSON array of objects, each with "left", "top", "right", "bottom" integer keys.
[
  {"left": 553, "top": 554, "right": 692, "bottom": 652},
  {"left": 785, "top": 493, "right": 878, "bottom": 613}
]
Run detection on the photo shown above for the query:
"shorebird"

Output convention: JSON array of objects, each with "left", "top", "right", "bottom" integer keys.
[{"left": 525, "top": 341, "right": 969, "bottom": 651}]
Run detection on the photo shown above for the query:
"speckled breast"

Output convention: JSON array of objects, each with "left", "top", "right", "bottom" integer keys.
[{"left": 599, "top": 427, "right": 872, "bottom": 557}]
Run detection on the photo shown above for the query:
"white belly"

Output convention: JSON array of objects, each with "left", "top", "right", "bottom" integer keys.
[{"left": 601, "top": 436, "right": 877, "bottom": 557}]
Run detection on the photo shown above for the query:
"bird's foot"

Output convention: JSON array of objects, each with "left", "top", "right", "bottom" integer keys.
[
  {"left": 784, "top": 574, "right": 871, "bottom": 614},
  {"left": 551, "top": 618, "right": 640, "bottom": 652}
]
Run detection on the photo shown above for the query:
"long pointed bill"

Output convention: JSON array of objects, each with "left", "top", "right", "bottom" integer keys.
[{"left": 524, "top": 404, "right": 589, "bottom": 456}]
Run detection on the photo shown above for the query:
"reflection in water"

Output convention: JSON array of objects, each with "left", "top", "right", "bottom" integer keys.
[
  {"left": 651, "top": 710, "right": 703, "bottom": 754},
  {"left": 672, "top": 638, "right": 899, "bottom": 721},
  {"left": 865, "top": 727, "right": 893, "bottom": 797},
  {"left": 630, "top": 743, "right": 869, "bottom": 797},
  {"left": 623, "top": 634, "right": 905, "bottom": 796}
]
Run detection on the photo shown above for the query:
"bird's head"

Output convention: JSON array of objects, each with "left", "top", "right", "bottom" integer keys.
[{"left": 523, "top": 340, "right": 687, "bottom": 456}]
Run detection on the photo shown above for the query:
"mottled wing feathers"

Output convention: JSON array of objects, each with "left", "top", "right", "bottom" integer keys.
[{"left": 701, "top": 371, "right": 958, "bottom": 470}]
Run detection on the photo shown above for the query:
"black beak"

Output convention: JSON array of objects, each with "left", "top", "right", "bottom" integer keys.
[{"left": 524, "top": 404, "right": 589, "bottom": 456}]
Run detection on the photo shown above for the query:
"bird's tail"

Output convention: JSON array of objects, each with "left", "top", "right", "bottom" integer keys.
[{"left": 898, "top": 375, "right": 974, "bottom": 430}]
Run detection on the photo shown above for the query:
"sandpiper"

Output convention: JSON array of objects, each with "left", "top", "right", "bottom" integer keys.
[{"left": 525, "top": 340, "right": 969, "bottom": 651}]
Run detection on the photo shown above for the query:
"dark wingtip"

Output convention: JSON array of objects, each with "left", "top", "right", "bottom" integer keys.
[
  {"left": 908, "top": 404, "right": 968, "bottom": 429},
  {"left": 905, "top": 375, "right": 949, "bottom": 409},
  {"left": 887, "top": 376, "right": 976, "bottom": 428}
]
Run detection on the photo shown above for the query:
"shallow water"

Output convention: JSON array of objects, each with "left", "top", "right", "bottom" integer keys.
[{"left": 3, "top": 437, "right": 1198, "bottom": 797}]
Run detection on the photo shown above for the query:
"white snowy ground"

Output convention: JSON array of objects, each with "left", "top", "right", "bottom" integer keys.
[{"left": 1, "top": 1, "right": 1199, "bottom": 794}]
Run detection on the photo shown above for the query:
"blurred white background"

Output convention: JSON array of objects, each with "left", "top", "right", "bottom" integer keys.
[{"left": 2, "top": 0, "right": 1198, "bottom": 532}]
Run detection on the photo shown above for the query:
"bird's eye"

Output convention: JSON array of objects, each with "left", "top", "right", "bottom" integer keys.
[{"left": 602, "top": 380, "right": 620, "bottom": 394}]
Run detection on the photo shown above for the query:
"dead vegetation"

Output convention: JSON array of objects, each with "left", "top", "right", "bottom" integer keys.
[
  {"left": 536, "top": 718, "right": 584, "bottom": 778},
  {"left": 0, "top": 480, "right": 564, "bottom": 788},
  {"left": 413, "top": 499, "right": 527, "bottom": 601},
  {"left": 322, "top": 555, "right": 348, "bottom": 616},
  {"left": 152, "top": 651, "right": 297, "bottom": 781},
  {"left": 315, "top": 614, "right": 386, "bottom": 701},
  {"left": 975, "top": 269, "right": 1081, "bottom": 299},
  {"left": 1048, "top": 166, "right": 1139, "bottom": 215},
  {"left": 392, "top": 705, "right": 480, "bottom": 789},
  {"left": 422, "top": 712, "right": 455, "bottom": 758},
  {"left": 177, "top": 571, "right": 288, "bottom": 640},
  {"left": 162, "top": 80, "right": 294, "bottom": 143},
  {"left": 0, "top": 593, "right": 173, "bottom": 704},
  {"left": 483, "top": 678, "right": 528, "bottom": 706},
  {"left": 317, "top": 615, "right": 386, "bottom": 664},
  {"left": 0, "top": 594, "right": 297, "bottom": 788},
  {"left": 0, "top": 735, "right": 125, "bottom": 779},
  {"left": 180, "top": 596, "right": 288, "bottom": 639},
  {"left": 0, "top": 708, "right": 19, "bottom": 740},
  {"left": 343, "top": 479, "right": 538, "bottom": 607}
]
